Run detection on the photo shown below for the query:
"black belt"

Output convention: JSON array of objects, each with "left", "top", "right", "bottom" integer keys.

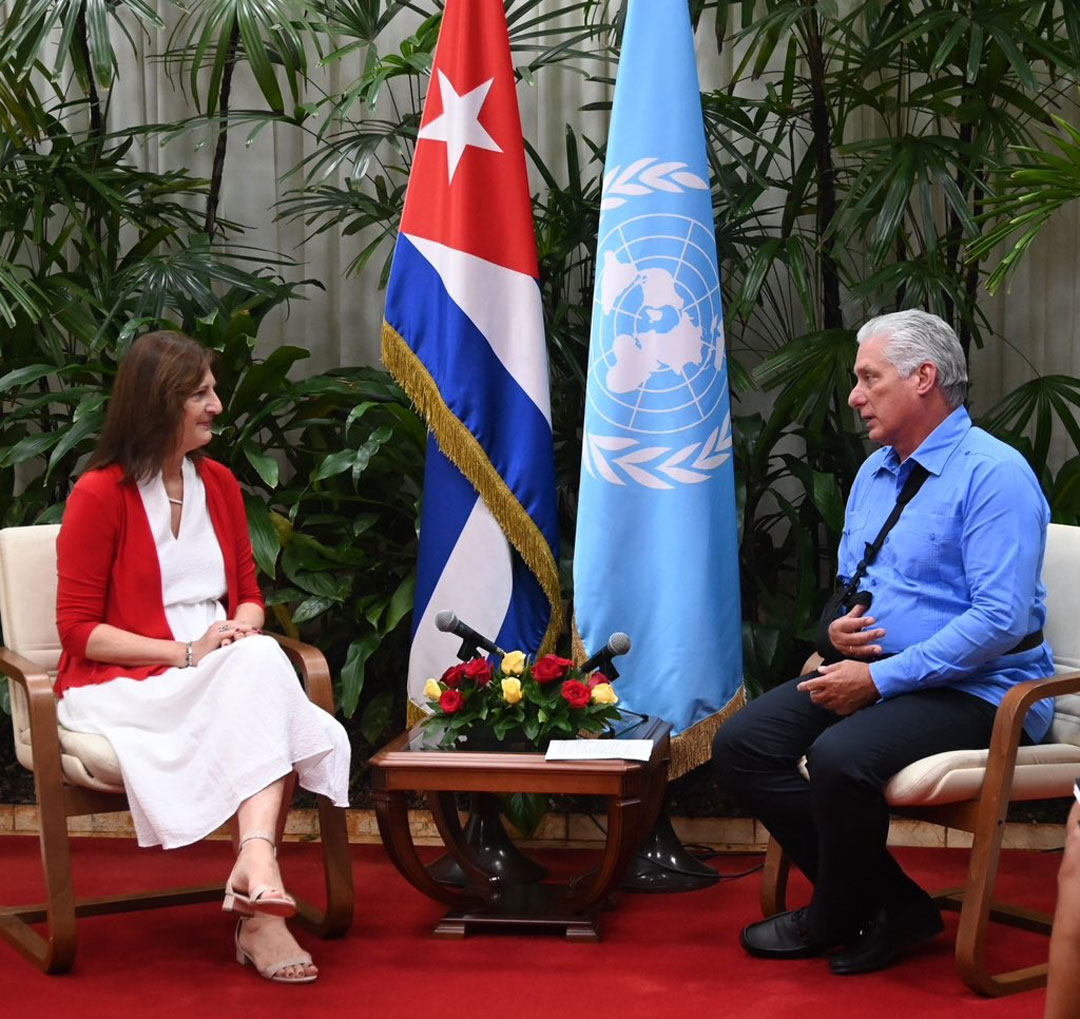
[
  {"left": 1005, "top": 629, "right": 1044, "bottom": 655},
  {"left": 870, "top": 629, "right": 1044, "bottom": 663}
]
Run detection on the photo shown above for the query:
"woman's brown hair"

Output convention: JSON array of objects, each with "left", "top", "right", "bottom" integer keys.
[{"left": 87, "top": 331, "right": 217, "bottom": 482}]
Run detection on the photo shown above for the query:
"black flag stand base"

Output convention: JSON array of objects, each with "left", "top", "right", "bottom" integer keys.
[
  {"left": 427, "top": 792, "right": 548, "bottom": 886},
  {"left": 620, "top": 807, "right": 719, "bottom": 893}
]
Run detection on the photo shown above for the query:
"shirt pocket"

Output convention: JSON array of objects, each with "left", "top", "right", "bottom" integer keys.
[
  {"left": 839, "top": 508, "right": 870, "bottom": 575},
  {"left": 902, "top": 510, "right": 966, "bottom": 584}
]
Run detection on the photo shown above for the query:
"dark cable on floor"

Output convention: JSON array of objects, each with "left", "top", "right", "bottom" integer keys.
[{"left": 579, "top": 813, "right": 765, "bottom": 881}]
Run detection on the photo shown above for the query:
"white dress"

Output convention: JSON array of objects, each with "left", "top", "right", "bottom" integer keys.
[{"left": 57, "top": 458, "right": 351, "bottom": 849}]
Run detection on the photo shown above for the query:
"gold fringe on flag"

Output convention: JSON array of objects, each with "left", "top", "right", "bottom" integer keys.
[
  {"left": 382, "top": 321, "right": 563, "bottom": 656},
  {"left": 572, "top": 612, "right": 746, "bottom": 779},
  {"left": 406, "top": 699, "right": 427, "bottom": 729},
  {"left": 666, "top": 685, "right": 745, "bottom": 779}
]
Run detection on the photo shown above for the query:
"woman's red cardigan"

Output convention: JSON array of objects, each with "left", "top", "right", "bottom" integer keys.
[{"left": 55, "top": 458, "right": 264, "bottom": 696}]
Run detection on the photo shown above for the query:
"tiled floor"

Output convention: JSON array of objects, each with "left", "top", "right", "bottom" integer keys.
[{"left": 0, "top": 803, "right": 1065, "bottom": 852}]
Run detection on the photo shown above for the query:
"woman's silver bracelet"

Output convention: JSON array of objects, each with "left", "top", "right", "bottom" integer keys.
[{"left": 184, "top": 641, "right": 193, "bottom": 668}]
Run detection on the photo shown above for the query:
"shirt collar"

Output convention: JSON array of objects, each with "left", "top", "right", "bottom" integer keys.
[{"left": 876, "top": 405, "right": 971, "bottom": 478}]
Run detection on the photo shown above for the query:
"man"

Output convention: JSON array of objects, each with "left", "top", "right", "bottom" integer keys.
[{"left": 713, "top": 310, "right": 1054, "bottom": 975}]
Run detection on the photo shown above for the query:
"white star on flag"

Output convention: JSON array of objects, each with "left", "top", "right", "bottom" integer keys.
[{"left": 417, "top": 70, "right": 503, "bottom": 183}]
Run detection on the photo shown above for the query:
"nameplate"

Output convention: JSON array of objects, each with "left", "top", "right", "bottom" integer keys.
[{"left": 545, "top": 739, "right": 654, "bottom": 762}]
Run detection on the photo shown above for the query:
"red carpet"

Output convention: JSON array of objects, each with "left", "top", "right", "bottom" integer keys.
[{"left": 0, "top": 835, "right": 1056, "bottom": 1017}]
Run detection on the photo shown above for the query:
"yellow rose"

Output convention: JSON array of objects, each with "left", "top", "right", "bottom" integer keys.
[
  {"left": 423, "top": 678, "right": 442, "bottom": 701},
  {"left": 501, "top": 677, "right": 523, "bottom": 704},
  {"left": 501, "top": 650, "right": 527, "bottom": 676},
  {"left": 590, "top": 682, "right": 618, "bottom": 706}
]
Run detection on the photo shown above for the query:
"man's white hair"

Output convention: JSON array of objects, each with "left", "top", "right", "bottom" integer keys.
[{"left": 856, "top": 310, "right": 968, "bottom": 410}]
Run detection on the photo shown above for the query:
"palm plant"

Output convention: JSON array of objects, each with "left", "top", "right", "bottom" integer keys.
[
  {"left": 966, "top": 115, "right": 1080, "bottom": 526},
  {"left": 0, "top": 0, "right": 291, "bottom": 524}
]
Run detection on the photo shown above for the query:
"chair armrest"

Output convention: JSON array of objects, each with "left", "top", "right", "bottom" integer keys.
[
  {"left": 989, "top": 669, "right": 1080, "bottom": 759},
  {"left": 974, "top": 669, "right": 1080, "bottom": 823},
  {"left": 0, "top": 646, "right": 66, "bottom": 786},
  {"left": 264, "top": 632, "right": 337, "bottom": 716}
]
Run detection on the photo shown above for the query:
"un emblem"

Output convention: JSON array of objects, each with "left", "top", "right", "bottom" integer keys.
[
  {"left": 590, "top": 213, "right": 726, "bottom": 436},
  {"left": 584, "top": 211, "right": 732, "bottom": 490}
]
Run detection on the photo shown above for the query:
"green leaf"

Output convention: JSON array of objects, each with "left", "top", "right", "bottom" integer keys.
[
  {"left": 45, "top": 409, "right": 103, "bottom": 479},
  {"left": 291, "top": 595, "right": 335, "bottom": 624},
  {"left": 363, "top": 596, "right": 388, "bottom": 628},
  {"left": 384, "top": 573, "right": 414, "bottom": 632},
  {"left": 311, "top": 449, "right": 356, "bottom": 482},
  {"left": 243, "top": 442, "right": 279, "bottom": 488},
  {"left": 0, "top": 363, "right": 61, "bottom": 390},
  {"left": 291, "top": 570, "right": 348, "bottom": 601},
  {"left": 340, "top": 633, "right": 381, "bottom": 716},
  {"left": 0, "top": 430, "right": 61, "bottom": 468},
  {"left": 501, "top": 792, "right": 548, "bottom": 839},
  {"left": 244, "top": 494, "right": 281, "bottom": 578}
]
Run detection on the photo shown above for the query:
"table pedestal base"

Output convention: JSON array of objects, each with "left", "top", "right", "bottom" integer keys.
[
  {"left": 370, "top": 718, "right": 672, "bottom": 942},
  {"left": 433, "top": 883, "right": 602, "bottom": 941}
]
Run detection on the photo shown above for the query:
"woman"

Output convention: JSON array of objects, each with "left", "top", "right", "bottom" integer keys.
[{"left": 55, "top": 331, "right": 350, "bottom": 984}]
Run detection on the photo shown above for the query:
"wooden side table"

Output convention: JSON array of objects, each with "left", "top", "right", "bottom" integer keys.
[{"left": 370, "top": 716, "right": 671, "bottom": 941}]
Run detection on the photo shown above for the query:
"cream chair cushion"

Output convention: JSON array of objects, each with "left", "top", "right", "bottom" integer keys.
[
  {"left": 884, "top": 741, "right": 1080, "bottom": 807},
  {"left": 0, "top": 525, "right": 124, "bottom": 793}
]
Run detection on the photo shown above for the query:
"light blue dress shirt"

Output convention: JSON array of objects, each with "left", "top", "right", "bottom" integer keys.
[{"left": 838, "top": 406, "right": 1054, "bottom": 741}]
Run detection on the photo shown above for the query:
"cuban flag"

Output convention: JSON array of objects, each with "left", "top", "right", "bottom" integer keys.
[
  {"left": 573, "top": 0, "right": 743, "bottom": 764},
  {"left": 382, "top": 0, "right": 561, "bottom": 710}
]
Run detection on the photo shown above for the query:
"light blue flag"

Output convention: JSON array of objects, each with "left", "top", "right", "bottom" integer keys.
[{"left": 574, "top": 0, "right": 743, "bottom": 746}]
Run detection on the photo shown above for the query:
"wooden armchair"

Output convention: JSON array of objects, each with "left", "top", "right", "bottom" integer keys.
[
  {"left": 761, "top": 522, "right": 1080, "bottom": 996},
  {"left": 0, "top": 524, "right": 354, "bottom": 973}
]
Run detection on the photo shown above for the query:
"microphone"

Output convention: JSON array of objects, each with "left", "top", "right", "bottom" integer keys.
[
  {"left": 580, "top": 632, "right": 631, "bottom": 680},
  {"left": 434, "top": 610, "right": 505, "bottom": 660}
]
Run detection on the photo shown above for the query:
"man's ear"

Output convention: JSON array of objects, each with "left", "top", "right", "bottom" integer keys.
[{"left": 914, "top": 361, "right": 938, "bottom": 395}]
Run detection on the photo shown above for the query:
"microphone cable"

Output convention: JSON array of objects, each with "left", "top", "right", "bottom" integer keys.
[{"left": 568, "top": 813, "right": 765, "bottom": 886}]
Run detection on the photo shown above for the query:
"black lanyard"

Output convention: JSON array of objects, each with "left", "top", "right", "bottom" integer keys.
[
  {"left": 836, "top": 462, "right": 930, "bottom": 609},
  {"left": 815, "top": 462, "right": 930, "bottom": 661}
]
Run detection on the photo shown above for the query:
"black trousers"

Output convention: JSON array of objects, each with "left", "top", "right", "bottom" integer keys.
[{"left": 712, "top": 676, "right": 999, "bottom": 943}]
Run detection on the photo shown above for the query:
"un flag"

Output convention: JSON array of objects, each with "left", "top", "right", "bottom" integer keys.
[{"left": 574, "top": 0, "right": 743, "bottom": 766}]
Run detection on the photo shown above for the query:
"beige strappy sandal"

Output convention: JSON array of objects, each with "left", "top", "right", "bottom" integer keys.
[
  {"left": 234, "top": 919, "right": 317, "bottom": 984},
  {"left": 222, "top": 831, "right": 297, "bottom": 917}
]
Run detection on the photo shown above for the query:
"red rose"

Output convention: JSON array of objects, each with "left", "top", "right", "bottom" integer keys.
[
  {"left": 439, "top": 689, "right": 464, "bottom": 713},
  {"left": 532, "top": 655, "right": 573, "bottom": 684},
  {"left": 440, "top": 663, "right": 468, "bottom": 689},
  {"left": 560, "top": 680, "right": 591, "bottom": 708},
  {"left": 462, "top": 658, "right": 493, "bottom": 686},
  {"left": 586, "top": 672, "right": 612, "bottom": 689}
]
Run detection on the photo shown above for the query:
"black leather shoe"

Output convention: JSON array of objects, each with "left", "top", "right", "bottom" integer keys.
[
  {"left": 740, "top": 908, "right": 831, "bottom": 959},
  {"left": 829, "top": 904, "right": 945, "bottom": 975}
]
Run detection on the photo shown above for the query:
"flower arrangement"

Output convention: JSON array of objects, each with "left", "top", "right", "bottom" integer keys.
[{"left": 421, "top": 650, "right": 622, "bottom": 750}]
